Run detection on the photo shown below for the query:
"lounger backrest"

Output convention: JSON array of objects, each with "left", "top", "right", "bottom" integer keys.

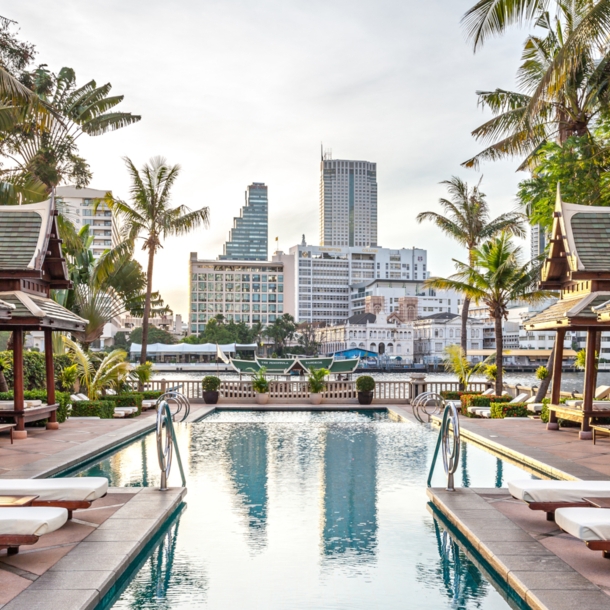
[
  {"left": 525, "top": 396, "right": 537, "bottom": 404},
  {"left": 76, "top": 393, "right": 89, "bottom": 401},
  {"left": 481, "top": 388, "right": 494, "bottom": 396},
  {"left": 510, "top": 393, "right": 529, "bottom": 404},
  {"left": 595, "top": 386, "right": 610, "bottom": 399},
  {"left": 70, "top": 395, "right": 82, "bottom": 402}
]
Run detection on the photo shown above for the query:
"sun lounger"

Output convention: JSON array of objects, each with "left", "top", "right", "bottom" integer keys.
[
  {"left": 509, "top": 479, "right": 610, "bottom": 520},
  {"left": 0, "top": 477, "right": 108, "bottom": 519},
  {"left": 555, "top": 507, "right": 610, "bottom": 558},
  {"left": 0, "top": 507, "right": 68, "bottom": 555},
  {"left": 509, "top": 393, "right": 529, "bottom": 403},
  {"left": 481, "top": 388, "right": 494, "bottom": 396}
]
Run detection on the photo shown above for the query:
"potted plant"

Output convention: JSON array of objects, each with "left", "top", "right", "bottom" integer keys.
[
  {"left": 251, "top": 367, "right": 269, "bottom": 405},
  {"left": 202, "top": 375, "right": 221, "bottom": 404},
  {"left": 356, "top": 375, "right": 375, "bottom": 405},
  {"left": 308, "top": 367, "right": 329, "bottom": 405}
]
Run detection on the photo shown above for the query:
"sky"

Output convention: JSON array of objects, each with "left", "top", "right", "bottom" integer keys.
[{"left": 4, "top": 0, "right": 532, "bottom": 316}]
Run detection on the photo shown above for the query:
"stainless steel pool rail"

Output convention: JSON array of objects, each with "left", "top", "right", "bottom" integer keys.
[
  {"left": 412, "top": 392, "right": 445, "bottom": 423},
  {"left": 156, "top": 399, "right": 187, "bottom": 490},
  {"left": 427, "top": 402, "right": 461, "bottom": 491},
  {"left": 156, "top": 391, "right": 190, "bottom": 423}
]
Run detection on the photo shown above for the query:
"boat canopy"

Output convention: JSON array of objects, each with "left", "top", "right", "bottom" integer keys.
[{"left": 229, "top": 355, "right": 359, "bottom": 375}]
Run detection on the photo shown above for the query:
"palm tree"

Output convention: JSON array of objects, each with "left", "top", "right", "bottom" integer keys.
[
  {"left": 104, "top": 157, "right": 210, "bottom": 364},
  {"left": 417, "top": 177, "right": 525, "bottom": 355},
  {"left": 426, "top": 234, "right": 549, "bottom": 394},
  {"left": 462, "top": 5, "right": 610, "bottom": 170}
]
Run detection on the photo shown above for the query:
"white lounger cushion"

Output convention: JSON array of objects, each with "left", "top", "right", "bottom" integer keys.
[
  {"left": 76, "top": 394, "right": 89, "bottom": 401},
  {"left": 596, "top": 386, "right": 610, "bottom": 400},
  {"left": 0, "top": 507, "right": 68, "bottom": 536},
  {"left": 556, "top": 507, "right": 610, "bottom": 542},
  {"left": 510, "top": 393, "right": 529, "bottom": 404},
  {"left": 0, "top": 477, "right": 108, "bottom": 502},
  {"left": 509, "top": 479, "right": 610, "bottom": 504},
  {"left": 481, "top": 389, "right": 494, "bottom": 396}
]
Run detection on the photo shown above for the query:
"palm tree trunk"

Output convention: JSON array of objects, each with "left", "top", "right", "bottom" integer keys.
[
  {"left": 535, "top": 347, "right": 554, "bottom": 403},
  {"left": 461, "top": 297, "right": 471, "bottom": 355},
  {"left": 140, "top": 249, "right": 155, "bottom": 366},
  {"left": 494, "top": 316, "right": 503, "bottom": 395},
  {"left": 0, "top": 368, "right": 8, "bottom": 393}
]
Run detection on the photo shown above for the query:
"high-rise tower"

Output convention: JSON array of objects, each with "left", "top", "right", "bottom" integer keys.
[
  {"left": 319, "top": 152, "right": 377, "bottom": 247},
  {"left": 220, "top": 183, "right": 268, "bottom": 260}
]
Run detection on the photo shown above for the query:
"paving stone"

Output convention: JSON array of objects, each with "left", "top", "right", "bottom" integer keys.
[
  {"left": 1, "top": 588, "right": 99, "bottom": 610},
  {"left": 28, "top": 570, "right": 115, "bottom": 597},
  {"left": 527, "top": 588, "right": 610, "bottom": 610}
]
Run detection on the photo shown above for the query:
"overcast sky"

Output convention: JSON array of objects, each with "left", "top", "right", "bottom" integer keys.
[{"left": 5, "top": 0, "right": 531, "bottom": 315}]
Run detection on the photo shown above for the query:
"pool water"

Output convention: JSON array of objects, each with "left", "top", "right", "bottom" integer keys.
[{"left": 79, "top": 411, "right": 536, "bottom": 609}]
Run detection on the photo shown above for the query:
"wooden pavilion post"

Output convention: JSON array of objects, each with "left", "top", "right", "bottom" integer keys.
[
  {"left": 580, "top": 328, "right": 598, "bottom": 440},
  {"left": 547, "top": 328, "right": 566, "bottom": 431},
  {"left": 12, "top": 328, "right": 26, "bottom": 440},
  {"left": 44, "top": 328, "right": 59, "bottom": 430}
]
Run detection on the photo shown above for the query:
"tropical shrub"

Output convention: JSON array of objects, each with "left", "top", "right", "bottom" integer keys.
[
  {"left": 140, "top": 390, "right": 162, "bottom": 400},
  {"left": 131, "top": 361, "right": 153, "bottom": 387},
  {"left": 490, "top": 402, "right": 529, "bottom": 418},
  {"left": 202, "top": 376, "right": 221, "bottom": 392},
  {"left": 57, "top": 364, "right": 78, "bottom": 393},
  {"left": 535, "top": 366, "right": 549, "bottom": 381},
  {"left": 308, "top": 368, "right": 330, "bottom": 394},
  {"left": 103, "top": 393, "right": 143, "bottom": 416},
  {"left": 251, "top": 367, "right": 269, "bottom": 393},
  {"left": 0, "top": 390, "right": 70, "bottom": 423},
  {"left": 540, "top": 399, "right": 550, "bottom": 424},
  {"left": 356, "top": 376, "right": 375, "bottom": 392},
  {"left": 440, "top": 390, "right": 482, "bottom": 400},
  {"left": 70, "top": 400, "right": 115, "bottom": 419},
  {"left": 442, "top": 344, "right": 484, "bottom": 390},
  {"left": 460, "top": 394, "right": 511, "bottom": 415}
]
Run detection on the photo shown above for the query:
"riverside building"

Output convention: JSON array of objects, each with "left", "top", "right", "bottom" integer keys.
[
  {"left": 189, "top": 253, "right": 284, "bottom": 334},
  {"left": 319, "top": 152, "right": 377, "bottom": 248},
  {"left": 55, "top": 186, "right": 115, "bottom": 258},
  {"left": 220, "top": 183, "right": 268, "bottom": 261},
  {"left": 272, "top": 241, "right": 428, "bottom": 325}
]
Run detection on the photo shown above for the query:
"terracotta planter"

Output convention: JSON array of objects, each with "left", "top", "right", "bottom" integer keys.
[
  {"left": 358, "top": 391, "right": 374, "bottom": 405},
  {"left": 310, "top": 393, "right": 322, "bottom": 405},
  {"left": 203, "top": 391, "right": 219, "bottom": 405},
  {"left": 255, "top": 393, "right": 269, "bottom": 405}
]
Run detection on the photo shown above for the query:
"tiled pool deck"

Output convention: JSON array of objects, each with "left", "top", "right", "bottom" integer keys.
[{"left": 2, "top": 403, "right": 610, "bottom": 609}]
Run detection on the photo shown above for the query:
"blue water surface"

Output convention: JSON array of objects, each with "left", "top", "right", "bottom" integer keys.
[{"left": 79, "top": 411, "right": 536, "bottom": 610}]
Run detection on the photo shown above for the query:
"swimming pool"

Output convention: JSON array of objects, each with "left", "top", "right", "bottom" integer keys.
[{"left": 80, "top": 411, "right": 536, "bottom": 609}]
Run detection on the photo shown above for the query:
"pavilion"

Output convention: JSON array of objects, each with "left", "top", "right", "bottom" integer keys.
[
  {"left": 0, "top": 200, "right": 87, "bottom": 439},
  {"left": 524, "top": 188, "right": 610, "bottom": 439}
]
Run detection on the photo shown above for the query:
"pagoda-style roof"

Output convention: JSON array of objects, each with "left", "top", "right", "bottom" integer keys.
[
  {"left": 541, "top": 187, "right": 610, "bottom": 289},
  {"left": 0, "top": 291, "right": 87, "bottom": 332},
  {"left": 524, "top": 293, "right": 610, "bottom": 330},
  {"left": 0, "top": 298, "right": 14, "bottom": 321},
  {"left": 230, "top": 356, "right": 360, "bottom": 375},
  {"left": 0, "top": 199, "right": 70, "bottom": 288},
  {"left": 594, "top": 300, "right": 610, "bottom": 322}
]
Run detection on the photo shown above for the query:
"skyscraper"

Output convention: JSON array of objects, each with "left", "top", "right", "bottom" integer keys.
[
  {"left": 531, "top": 223, "right": 546, "bottom": 261},
  {"left": 220, "top": 183, "right": 268, "bottom": 260},
  {"left": 319, "top": 153, "right": 377, "bottom": 247}
]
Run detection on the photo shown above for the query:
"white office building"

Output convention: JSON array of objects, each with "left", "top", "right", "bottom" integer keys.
[
  {"left": 55, "top": 186, "right": 115, "bottom": 258},
  {"left": 189, "top": 253, "right": 284, "bottom": 334},
  {"left": 273, "top": 241, "right": 428, "bottom": 325},
  {"left": 319, "top": 153, "right": 377, "bottom": 248}
]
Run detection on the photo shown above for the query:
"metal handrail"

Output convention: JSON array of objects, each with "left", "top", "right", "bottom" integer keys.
[
  {"left": 412, "top": 391, "right": 445, "bottom": 423},
  {"left": 156, "top": 400, "right": 186, "bottom": 490},
  {"left": 427, "top": 402, "right": 461, "bottom": 491},
  {"left": 155, "top": 391, "right": 190, "bottom": 422}
]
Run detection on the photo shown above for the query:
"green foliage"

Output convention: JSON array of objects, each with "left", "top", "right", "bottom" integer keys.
[
  {"left": 103, "top": 393, "right": 142, "bottom": 416},
  {"left": 490, "top": 402, "right": 529, "bottom": 418},
  {"left": 541, "top": 398, "right": 550, "bottom": 424},
  {"left": 574, "top": 348, "right": 598, "bottom": 371},
  {"left": 460, "top": 394, "right": 511, "bottom": 415},
  {"left": 518, "top": 135, "right": 610, "bottom": 231},
  {"left": 185, "top": 317, "right": 259, "bottom": 345},
  {"left": 440, "top": 390, "right": 482, "bottom": 400},
  {"left": 0, "top": 332, "right": 9, "bottom": 351},
  {"left": 265, "top": 314, "right": 297, "bottom": 357},
  {"left": 0, "top": 390, "right": 70, "bottom": 423},
  {"left": 535, "top": 366, "right": 549, "bottom": 381},
  {"left": 251, "top": 367, "right": 269, "bottom": 393},
  {"left": 483, "top": 363, "right": 502, "bottom": 382},
  {"left": 442, "top": 344, "right": 485, "bottom": 389},
  {"left": 70, "top": 399, "right": 115, "bottom": 419},
  {"left": 129, "top": 326, "right": 175, "bottom": 346},
  {"left": 140, "top": 390, "right": 162, "bottom": 400},
  {"left": 57, "top": 363, "right": 78, "bottom": 392},
  {"left": 131, "top": 361, "right": 153, "bottom": 386},
  {"left": 356, "top": 376, "right": 376, "bottom": 392},
  {"left": 202, "top": 376, "right": 221, "bottom": 392},
  {"left": 308, "top": 368, "right": 329, "bottom": 394}
]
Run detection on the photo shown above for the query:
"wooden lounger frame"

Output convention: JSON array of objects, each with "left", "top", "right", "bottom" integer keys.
[
  {"left": 0, "top": 534, "right": 38, "bottom": 555},
  {"left": 528, "top": 501, "right": 590, "bottom": 521},
  {"left": 30, "top": 492, "right": 107, "bottom": 519},
  {"left": 585, "top": 541, "right": 610, "bottom": 558}
]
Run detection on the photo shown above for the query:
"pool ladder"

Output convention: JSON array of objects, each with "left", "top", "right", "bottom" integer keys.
[
  {"left": 425, "top": 401, "right": 461, "bottom": 491},
  {"left": 156, "top": 396, "right": 188, "bottom": 490}
]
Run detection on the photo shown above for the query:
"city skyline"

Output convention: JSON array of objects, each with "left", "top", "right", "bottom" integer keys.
[{"left": 4, "top": 0, "right": 529, "bottom": 316}]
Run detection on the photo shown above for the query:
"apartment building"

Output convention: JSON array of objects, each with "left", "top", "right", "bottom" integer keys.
[
  {"left": 55, "top": 186, "right": 115, "bottom": 258},
  {"left": 189, "top": 253, "right": 284, "bottom": 334},
  {"left": 273, "top": 241, "right": 428, "bottom": 325}
]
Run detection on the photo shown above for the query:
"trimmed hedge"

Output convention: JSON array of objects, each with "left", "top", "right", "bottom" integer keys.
[
  {"left": 356, "top": 376, "right": 375, "bottom": 392},
  {"left": 103, "top": 393, "right": 143, "bottom": 416},
  {"left": 71, "top": 400, "right": 115, "bottom": 419},
  {"left": 0, "top": 390, "right": 70, "bottom": 423},
  {"left": 490, "top": 402, "right": 529, "bottom": 418},
  {"left": 460, "top": 394, "right": 511, "bottom": 414},
  {"left": 0, "top": 351, "right": 72, "bottom": 391},
  {"left": 440, "top": 390, "right": 482, "bottom": 400},
  {"left": 140, "top": 390, "right": 163, "bottom": 400}
]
